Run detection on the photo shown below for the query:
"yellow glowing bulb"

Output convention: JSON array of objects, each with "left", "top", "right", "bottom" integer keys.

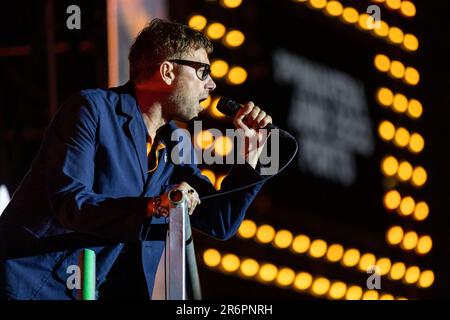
[
  {"left": 238, "top": 219, "right": 257, "bottom": 239},
  {"left": 374, "top": 54, "right": 390, "bottom": 72},
  {"left": 227, "top": 66, "right": 248, "bottom": 85},
  {"left": 394, "top": 127, "right": 410, "bottom": 148},
  {"left": 215, "top": 174, "right": 226, "bottom": 190},
  {"left": 381, "top": 156, "right": 398, "bottom": 177},
  {"left": 220, "top": 0, "right": 243, "bottom": 9},
  {"left": 324, "top": 1, "right": 343, "bottom": 17},
  {"left": 389, "top": 60, "right": 405, "bottom": 79},
  {"left": 387, "top": 26, "right": 404, "bottom": 45},
  {"left": 211, "top": 59, "right": 229, "bottom": 79},
  {"left": 214, "top": 135, "right": 233, "bottom": 156},
  {"left": 403, "top": 33, "right": 419, "bottom": 52},
  {"left": 276, "top": 267, "right": 296, "bottom": 286},
  {"left": 341, "top": 7, "right": 359, "bottom": 24},
  {"left": 418, "top": 270, "right": 434, "bottom": 288},
  {"left": 221, "top": 253, "right": 240, "bottom": 272},
  {"left": 256, "top": 224, "right": 276, "bottom": 244},
  {"left": 392, "top": 93, "right": 408, "bottom": 113},
  {"left": 376, "top": 87, "right": 394, "bottom": 107},
  {"left": 342, "top": 248, "right": 360, "bottom": 268},
  {"left": 196, "top": 130, "right": 214, "bottom": 149},
  {"left": 413, "top": 201, "right": 429, "bottom": 221},
  {"left": 389, "top": 262, "right": 406, "bottom": 280},
  {"left": 273, "top": 230, "right": 294, "bottom": 249},
  {"left": 308, "top": 0, "right": 327, "bottom": 10},
  {"left": 404, "top": 266, "right": 420, "bottom": 284},
  {"left": 239, "top": 258, "right": 259, "bottom": 277},
  {"left": 206, "top": 22, "right": 226, "bottom": 40},
  {"left": 224, "top": 30, "right": 245, "bottom": 48},
  {"left": 407, "top": 99, "right": 423, "bottom": 119},
  {"left": 416, "top": 235, "right": 433, "bottom": 255},
  {"left": 400, "top": 1, "right": 416, "bottom": 18},
  {"left": 380, "top": 294, "right": 394, "bottom": 300},
  {"left": 326, "top": 244, "right": 344, "bottom": 262},
  {"left": 291, "top": 235, "right": 311, "bottom": 254},
  {"left": 345, "top": 285, "right": 363, "bottom": 300},
  {"left": 404, "top": 67, "right": 420, "bottom": 85},
  {"left": 373, "top": 20, "right": 389, "bottom": 38},
  {"left": 328, "top": 281, "right": 347, "bottom": 300},
  {"left": 401, "top": 231, "right": 418, "bottom": 250},
  {"left": 311, "top": 277, "right": 331, "bottom": 296},
  {"left": 309, "top": 239, "right": 327, "bottom": 258},
  {"left": 408, "top": 133, "right": 425, "bottom": 153},
  {"left": 383, "top": 190, "right": 401, "bottom": 210},
  {"left": 386, "top": 0, "right": 401, "bottom": 10},
  {"left": 188, "top": 15, "right": 207, "bottom": 31},
  {"left": 412, "top": 166, "right": 427, "bottom": 187},
  {"left": 210, "top": 97, "right": 225, "bottom": 118},
  {"left": 362, "top": 290, "right": 379, "bottom": 300},
  {"left": 203, "top": 248, "right": 221, "bottom": 267},
  {"left": 399, "top": 196, "right": 415, "bottom": 216},
  {"left": 397, "top": 161, "right": 413, "bottom": 181},
  {"left": 375, "top": 257, "right": 391, "bottom": 276},
  {"left": 358, "top": 253, "right": 376, "bottom": 272},
  {"left": 293, "top": 272, "right": 313, "bottom": 291},
  {"left": 357, "top": 13, "right": 372, "bottom": 30},
  {"left": 201, "top": 169, "right": 216, "bottom": 186},
  {"left": 378, "top": 120, "right": 395, "bottom": 141},
  {"left": 258, "top": 263, "right": 278, "bottom": 282},
  {"left": 386, "top": 226, "right": 404, "bottom": 245},
  {"left": 200, "top": 95, "right": 212, "bottom": 109}
]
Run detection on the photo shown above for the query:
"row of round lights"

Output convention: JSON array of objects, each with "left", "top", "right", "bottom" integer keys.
[
  {"left": 386, "top": 225, "right": 433, "bottom": 256},
  {"left": 210, "top": 59, "right": 248, "bottom": 85},
  {"left": 371, "top": 0, "right": 416, "bottom": 18},
  {"left": 376, "top": 87, "right": 423, "bottom": 119},
  {"left": 237, "top": 219, "right": 431, "bottom": 287},
  {"left": 292, "top": 0, "right": 419, "bottom": 52},
  {"left": 378, "top": 120, "right": 425, "bottom": 153},
  {"left": 202, "top": 248, "right": 410, "bottom": 299},
  {"left": 195, "top": 128, "right": 234, "bottom": 157},
  {"left": 200, "top": 169, "right": 227, "bottom": 190},
  {"left": 381, "top": 155, "right": 427, "bottom": 187},
  {"left": 383, "top": 190, "right": 429, "bottom": 221},
  {"left": 374, "top": 54, "right": 420, "bottom": 85}
]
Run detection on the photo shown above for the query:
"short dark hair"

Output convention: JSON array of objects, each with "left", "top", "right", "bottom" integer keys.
[{"left": 128, "top": 18, "right": 214, "bottom": 83}]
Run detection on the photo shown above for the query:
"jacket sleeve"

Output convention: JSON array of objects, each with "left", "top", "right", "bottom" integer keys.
[
  {"left": 45, "top": 93, "right": 149, "bottom": 242},
  {"left": 171, "top": 160, "right": 265, "bottom": 241}
]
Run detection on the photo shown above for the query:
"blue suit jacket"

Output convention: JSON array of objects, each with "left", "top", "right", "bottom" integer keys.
[{"left": 0, "top": 82, "right": 264, "bottom": 300}]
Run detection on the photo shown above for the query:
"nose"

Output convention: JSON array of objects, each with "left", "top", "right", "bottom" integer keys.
[{"left": 205, "top": 75, "right": 216, "bottom": 91}]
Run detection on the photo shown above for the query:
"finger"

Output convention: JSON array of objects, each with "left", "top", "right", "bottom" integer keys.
[
  {"left": 253, "top": 110, "right": 266, "bottom": 128},
  {"left": 234, "top": 102, "right": 254, "bottom": 130},
  {"left": 258, "top": 115, "right": 272, "bottom": 129},
  {"left": 246, "top": 107, "right": 261, "bottom": 127}
]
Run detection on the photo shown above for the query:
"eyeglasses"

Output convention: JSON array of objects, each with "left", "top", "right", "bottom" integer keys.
[{"left": 168, "top": 59, "right": 211, "bottom": 81}]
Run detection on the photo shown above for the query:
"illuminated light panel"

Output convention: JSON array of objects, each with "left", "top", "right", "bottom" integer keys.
[
  {"left": 340, "top": 7, "right": 359, "bottom": 24},
  {"left": 378, "top": 121, "right": 395, "bottom": 141},
  {"left": 309, "top": 239, "right": 328, "bottom": 258},
  {"left": 408, "top": 133, "right": 425, "bottom": 153},
  {"left": 400, "top": 1, "right": 416, "bottom": 18},
  {"left": 389, "top": 262, "right": 406, "bottom": 281},
  {"left": 397, "top": 161, "right": 413, "bottom": 181},
  {"left": 291, "top": 234, "right": 311, "bottom": 254},
  {"left": 374, "top": 54, "right": 391, "bottom": 72},
  {"left": 221, "top": 253, "right": 240, "bottom": 272},
  {"left": 200, "top": 95, "right": 212, "bottom": 109},
  {"left": 188, "top": 15, "right": 207, "bottom": 31},
  {"left": 226, "top": 66, "right": 248, "bottom": 85},
  {"left": 273, "top": 230, "right": 294, "bottom": 249},
  {"left": 341, "top": 248, "right": 360, "bottom": 268},
  {"left": 201, "top": 169, "right": 216, "bottom": 186},
  {"left": 413, "top": 201, "right": 430, "bottom": 221},
  {"left": 196, "top": 130, "right": 214, "bottom": 149},
  {"left": 383, "top": 190, "right": 401, "bottom": 210},
  {"left": 215, "top": 174, "right": 226, "bottom": 190},
  {"left": 386, "top": 225, "right": 404, "bottom": 245},
  {"left": 401, "top": 231, "right": 419, "bottom": 251},
  {"left": 387, "top": 26, "right": 404, "bottom": 45},
  {"left": 211, "top": 59, "right": 229, "bottom": 78},
  {"left": 239, "top": 258, "right": 259, "bottom": 277},
  {"left": 404, "top": 266, "right": 421, "bottom": 284},
  {"left": 411, "top": 166, "right": 427, "bottom": 187},
  {"left": 326, "top": 244, "right": 344, "bottom": 263},
  {"left": 206, "top": 22, "right": 226, "bottom": 40},
  {"left": 238, "top": 219, "right": 257, "bottom": 239},
  {"left": 389, "top": 60, "right": 405, "bottom": 79},
  {"left": 362, "top": 290, "right": 379, "bottom": 300},
  {"left": 209, "top": 97, "right": 225, "bottom": 118},
  {"left": 324, "top": 1, "right": 343, "bottom": 17},
  {"left": 256, "top": 224, "right": 276, "bottom": 244},
  {"left": 398, "top": 196, "right": 415, "bottom": 216},
  {"left": 203, "top": 248, "right": 221, "bottom": 267},
  {"left": 293, "top": 272, "right": 313, "bottom": 291},
  {"left": 393, "top": 127, "right": 410, "bottom": 148},
  {"left": 392, "top": 93, "right": 408, "bottom": 113},
  {"left": 404, "top": 66, "right": 420, "bottom": 85},
  {"left": 381, "top": 156, "right": 399, "bottom": 177},
  {"left": 376, "top": 87, "right": 394, "bottom": 107},
  {"left": 345, "top": 285, "right": 363, "bottom": 300},
  {"left": 276, "top": 267, "right": 296, "bottom": 286},
  {"left": 223, "top": 30, "right": 245, "bottom": 48},
  {"left": 407, "top": 99, "right": 423, "bottom": 119},
  {"left": 220, "top": 0, "right": 243, "bottom": 9},
  {"left": 418, "top": 270, "right": 435, "bottom": 288},
  {"left": 403, "top": 33, "right": 419, "bottom": 51},
  {"left": 416, "top": 235, "right": 433, "bottom": 255},
  {"left": 375, "top": 257, "right": 392, "bottom": 276},
  {"left": 214, "top": 135, "right": 233, "bottom": 156},
  {"left": 358, "top": 253, "right": 376, "bottom": 272},
  {"left": 328, "top": 281, "right": 347, "bottom": 300},
  {"left": 311, "top": 277, "right": 331, "bottom": 296},
  {"left": 258, "top": 263, "right": 278, "bottom": 282},
  {"left": 308, "top": 0, "right": 327, "bottom": 10}
]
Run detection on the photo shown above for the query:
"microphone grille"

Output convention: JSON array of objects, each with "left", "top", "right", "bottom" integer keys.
[{"left": 217, "top": 97, "right": 241, "bottom": 117}]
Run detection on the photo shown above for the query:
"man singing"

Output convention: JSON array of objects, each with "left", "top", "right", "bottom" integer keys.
[{"left": 0, "top": 19, "right": 273, "bottom": 300}]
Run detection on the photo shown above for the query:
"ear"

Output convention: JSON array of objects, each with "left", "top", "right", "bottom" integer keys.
[{"left": 159, "top": 61, "right": 176, "bottom": 85}]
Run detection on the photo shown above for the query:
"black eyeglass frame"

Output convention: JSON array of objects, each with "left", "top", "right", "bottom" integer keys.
[{"left": 168, "top": 59, "right": 211, "bottom": 81}]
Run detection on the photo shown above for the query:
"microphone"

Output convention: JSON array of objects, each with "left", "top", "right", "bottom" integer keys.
[{"left": 216, "top": 97, "right": 279, "bottom": 131}]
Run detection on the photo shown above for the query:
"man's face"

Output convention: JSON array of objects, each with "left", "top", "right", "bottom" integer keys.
[{"left": 166, "top": 48, "right": 216, "bottom": 122}]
